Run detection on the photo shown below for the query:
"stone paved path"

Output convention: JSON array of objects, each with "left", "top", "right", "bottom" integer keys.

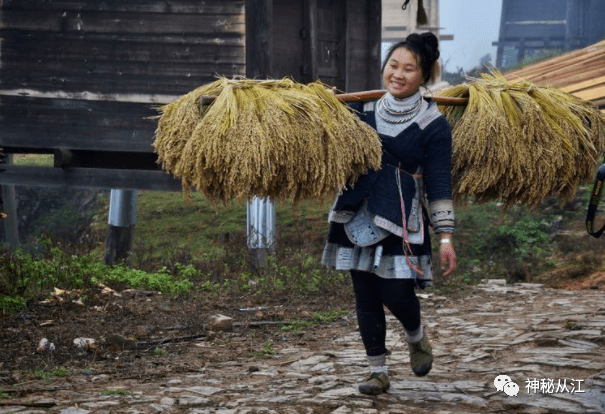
[{"left": 1, "top": 281, "right": 604, "bottom": 414}]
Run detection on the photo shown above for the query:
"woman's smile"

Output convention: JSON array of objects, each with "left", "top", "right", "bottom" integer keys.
[{"left": 382, "top": 48, "right": 424, "bottom": 99}]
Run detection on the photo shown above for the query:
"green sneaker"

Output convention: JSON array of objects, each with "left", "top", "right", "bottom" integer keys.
[
  {"left": 358, "top": 372, "right": 390, "bottom": 395},
  {"left": 408, "top": 334, "right": 433, "bottom": 377}
]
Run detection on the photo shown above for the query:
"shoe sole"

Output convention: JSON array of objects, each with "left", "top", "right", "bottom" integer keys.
[
  {"left": 359, "top": 383, "right": 390, "bottom": 395},
  {"left": 412, "top": 362, "right": 432, "bottom": 377}
]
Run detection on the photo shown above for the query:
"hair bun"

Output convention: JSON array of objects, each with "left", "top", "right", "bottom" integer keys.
[{"left": 420, "top": 32, "right": 440, "bottom": 61}]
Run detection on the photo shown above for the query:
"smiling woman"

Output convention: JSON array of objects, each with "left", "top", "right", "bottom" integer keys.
[
  {"left": 382, "top": 48, "right": 424, "bottom": 99},
  {"left": 321, "top": 32, "right": 456, "bottom": 396}
]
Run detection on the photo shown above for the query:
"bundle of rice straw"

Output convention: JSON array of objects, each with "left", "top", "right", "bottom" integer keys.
[
  {"left": 154, "top": 77, "right": 382, "bottom": 204},
  {"left": 438, "top": 71, "right": 605, "bottom": 208}
]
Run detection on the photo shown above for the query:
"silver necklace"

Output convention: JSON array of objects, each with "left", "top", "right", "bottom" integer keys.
[
  {"left": 377, "top": 95, "right": 422, "bottom": 124},
  {"left": 381, "top": 94, "right": 421, "bottom": 114}
]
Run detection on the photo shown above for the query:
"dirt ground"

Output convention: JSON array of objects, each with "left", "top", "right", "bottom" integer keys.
[
  {"left": 1, "top": 280, "right": 604, "bottom": 414},
  {"left": 0, "top": 284, "right": 359, "bottom": 379}
]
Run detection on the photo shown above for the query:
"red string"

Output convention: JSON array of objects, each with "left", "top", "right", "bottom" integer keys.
[{"left": 396, "top": 169, "right": 424, "bottom": 275}]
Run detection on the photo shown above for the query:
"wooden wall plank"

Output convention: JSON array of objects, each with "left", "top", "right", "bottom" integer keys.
[
  {"left": 0, "top": 96, "right": 158, "bottom": 152},
  {"left": 2, "top": 0, "right": 244, "bottom": 14},
  {"left": 272, "top": 0, "right": 304, "bottom": 81},
  {"left": 0, "top": 0, "right": 246, "bottom": 97},
  {"left": 0, "top": 125, "right": 155, "bottom": 153},
  {"left": 1, "top": 37, "right": 245, "bottom": 64},
  {"left": 0, "top": 165, "right": 182, "bottom": 192},
  {"left": 1, "top": 58, "right": 245, "bottom": 94},
  {"left": 0, "top": 10, "right": 245, "bottom": 34},
  {"left": 0, "top": 0, "right": 246, "bottom": 167}
]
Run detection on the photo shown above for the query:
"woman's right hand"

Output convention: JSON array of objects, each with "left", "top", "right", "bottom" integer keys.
[{"left": 439, "top": 234, "right": 457, "bottom": 276}]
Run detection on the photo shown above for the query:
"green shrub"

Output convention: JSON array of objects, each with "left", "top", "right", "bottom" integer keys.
[{"left": 0, "top": 295, "right": 27, "bottom": 313}]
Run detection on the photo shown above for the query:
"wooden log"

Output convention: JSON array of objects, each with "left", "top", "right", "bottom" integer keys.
[{"left": 54, "top": 148, "right": 73, "bottom": 168}]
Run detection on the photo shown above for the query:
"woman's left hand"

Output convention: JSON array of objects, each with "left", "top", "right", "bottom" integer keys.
[{"left": 439, "top": 234, "right": 457, "bottom": 276}]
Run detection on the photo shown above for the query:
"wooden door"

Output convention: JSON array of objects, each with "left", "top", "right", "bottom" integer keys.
[{"left": 315, "top": 0, "right": 345, "bottom": 87}]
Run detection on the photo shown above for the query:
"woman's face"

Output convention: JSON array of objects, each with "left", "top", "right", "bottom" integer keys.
[{"left": 382, "top": 47, "right": 424, "bottom": 99}]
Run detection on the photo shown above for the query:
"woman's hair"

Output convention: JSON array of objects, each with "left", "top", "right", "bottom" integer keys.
[{"left": 382, "top": 32, "right": 441, "bottom": 84}]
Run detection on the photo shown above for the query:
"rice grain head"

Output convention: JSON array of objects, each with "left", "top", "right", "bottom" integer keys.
[
  {"left": 154, "top": 77, "right": 382, "bottom": 205},
  {"left": 438, "top": 70, "right": 605, "bottom": 208}
]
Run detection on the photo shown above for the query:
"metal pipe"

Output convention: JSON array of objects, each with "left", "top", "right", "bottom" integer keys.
[
  {"left": 247, "top": 196, "right": 275, "bottom": 250},
  {"left": 108, "top": 189, "right": 138, "bottom": 227}
]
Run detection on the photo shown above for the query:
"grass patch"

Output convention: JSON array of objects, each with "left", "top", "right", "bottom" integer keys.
[
  {"left": 108, "top": 191, "right": 333, "bottom": 266},
  {"left": 101, "top": 389, "right": 131, "bottom": 396},
  {"left": 1, "top": 173, "right": 603, "bottom": 319},
  {"left": 311, "top": 309, "right": 348, "bottom": 323},
  {"left": 29, "top": 368, "right": 70, "bottom": 381},
  {"left": 126, "top": 191, "right": 249, "bottom": 263},
  {"left": 567, "top": 322, "right": 583, "bottom": 331},
  {"left": 445, "top": 194, "right": 596, "bottom": 285},
  {"left": 280, "top": 320, "right": 315, "bottom": 333},
  {"left": 255, "top": 342, "right": 277, "bottom": 359},
  {"left": 12, "top": 154, "right": 54, "bottom": 167},
  {"left": 281, "top": 309, "right": 348, "bottom": 332},
  {"left": 0, "top": 295, "right": 27, "bottom": 314},
  {"left": 154, "top": 347, "right": 169, "bottom": 356},
  {"left": 0, "top": 244, "right": 195, "bottom": 303}
]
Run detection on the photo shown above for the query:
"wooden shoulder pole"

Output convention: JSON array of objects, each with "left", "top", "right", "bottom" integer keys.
[{"left": 197, "top": 91, "right": 469, "bottom": 106}]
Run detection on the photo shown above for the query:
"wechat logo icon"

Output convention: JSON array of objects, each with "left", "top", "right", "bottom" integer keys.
[{"left": 494, "top": 374, "right": 519, "bottom": 397}]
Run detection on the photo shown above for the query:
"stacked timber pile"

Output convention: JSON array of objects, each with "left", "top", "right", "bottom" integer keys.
[{"left": 504, "top": 40, "right": 605, "bottom": 112}]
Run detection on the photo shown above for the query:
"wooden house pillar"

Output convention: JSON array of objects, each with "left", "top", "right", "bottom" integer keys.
[
  {"left": 245, "top": 0, "right": 273, "bottom": 78},
  {"left": 367, "top": 0, "right": 382, "bottom": 88},
  {"left": 245, "top": 0, "right": 275, "bottom": 270}
]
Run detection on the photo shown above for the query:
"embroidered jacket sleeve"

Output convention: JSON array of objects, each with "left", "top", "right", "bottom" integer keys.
[{"left": 422, "top": 116, "right": 455, "bottom": 233}]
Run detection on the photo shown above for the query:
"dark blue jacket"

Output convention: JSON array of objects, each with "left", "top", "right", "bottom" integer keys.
[{"left": 330, "top": 99, "right": 453, "bottom": 233}]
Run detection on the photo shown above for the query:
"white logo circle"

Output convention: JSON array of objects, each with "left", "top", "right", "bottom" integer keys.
[
  {"left": 504, "top": 381, "right": 520, "bottom": 397},
  {"left": 494, "top": 374, "right": 512, "bottom": 392}
]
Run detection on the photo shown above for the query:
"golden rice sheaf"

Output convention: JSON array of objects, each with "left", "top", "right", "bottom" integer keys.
[{"left": 154, "top": 77, "right": 382, "bottom": 205}]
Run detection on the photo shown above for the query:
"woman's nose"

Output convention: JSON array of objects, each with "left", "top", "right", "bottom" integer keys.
[{"left": 393, "top": 70, "right": 404, "bottom": 79}]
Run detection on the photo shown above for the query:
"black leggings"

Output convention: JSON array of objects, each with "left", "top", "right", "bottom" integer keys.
[{"left": 351, "top": 270, "right": 421, "bottom": 357}]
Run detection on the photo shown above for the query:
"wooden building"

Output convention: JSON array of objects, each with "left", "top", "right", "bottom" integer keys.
[
  {"left": 495, "top": 0, "right": 605, "bottom": 69},
  {"left": 0, "top": 0, "right": 382, "bottom": 192},
  {"left": 381, "top": 0, "right": 443, "bottom": 43}
]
